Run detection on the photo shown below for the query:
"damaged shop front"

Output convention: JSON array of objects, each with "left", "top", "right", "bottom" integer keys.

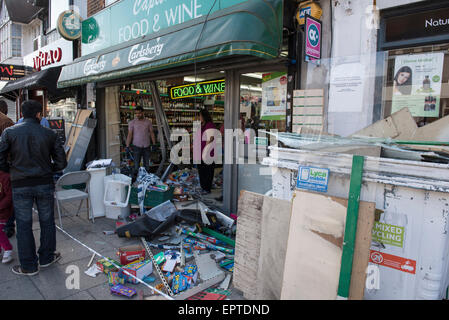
[{"left": 53, "top": 0, "right": 298, "bottom": 300}]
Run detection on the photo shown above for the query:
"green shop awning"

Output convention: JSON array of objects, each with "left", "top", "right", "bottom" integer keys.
[{"left": 58, "top": 0, "right": 283, "bottom": 88}]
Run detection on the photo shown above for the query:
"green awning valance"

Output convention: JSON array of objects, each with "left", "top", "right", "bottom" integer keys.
[{"left": 57, "top": 0, "right": 283, "bottom": 88}]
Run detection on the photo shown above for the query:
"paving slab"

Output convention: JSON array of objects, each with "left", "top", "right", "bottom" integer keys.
[
  {"left": 62, "top": 290, "right": 95, "bottom": 300},
  {"left": 29, "top": 255, "right": 111, "bottom": 300},
  {"left": 0, "top": 277, "right": 44, "bottom": 300}
]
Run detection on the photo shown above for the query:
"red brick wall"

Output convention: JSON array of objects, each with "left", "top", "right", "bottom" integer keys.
[{"left": 87, "top": 0, "right": 105, "bottom": 17}]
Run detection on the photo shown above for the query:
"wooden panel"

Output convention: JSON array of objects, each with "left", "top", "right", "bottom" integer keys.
[
  {"left": 293, "top": 97, "right": 324, "bottom": 106},
  {"left": 233, "top": 190, "right": 264, "bottom": 300},
  {"left": 294, "top": 89, "right": 324, "bottom": 98},
  {"left": 255, "top": 196, "right": 292, "bottom": 300},
  {"left": 280, "top": 190, "right": 375, "bottom": 300},
  {"left": 293, "top": 115, "right": 323, "bottom": 125},
  {"left": 351, "top": 108, "right": 417, "bottom": 139},
  {"left": 65, "top": 109, "right": 93, "bottom": 161},
  {"left": 105, "top": 86, "right": 121, "bottom": 166},
  {"left": 293, "top": 106, "right": 323, "bottom": 116}
]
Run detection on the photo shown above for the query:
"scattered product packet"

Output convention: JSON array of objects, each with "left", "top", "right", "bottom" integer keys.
[
  {"left": 171, "top": 272, "right": 189, "bottom": 294},
  {"left": 154, "top": 252, "right": 166, "bottom": 265},
  {"left": 110, "top": 284, "right": 137, "bottom": 298},
  {"left": 182, "top": 264, "right": 198, "bottom": 288},
  {"left": 108, "top": 271, "right": 125, "bottom": 286}
]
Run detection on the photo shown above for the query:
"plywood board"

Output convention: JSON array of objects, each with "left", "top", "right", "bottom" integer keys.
[
  {"left": 233, "top": 191, "right": 264, "bottom": 300},
  {"left": 351, "top": 108, "right": 417, "bottom": 140},
  {"left": 412, "top": 114, "right": 449, "bottom": 142},
  {"left": 65, "top": 109, "right": 93, "bottom": 161},
  {"left": 280, "top": 190, "right": 375, "bottom": 300},
  {"left": 255, "top": 196, "right": 292, "bottom": 300},
  {"left": 294, "top": 89, "right": 324, "bottom": 98}
]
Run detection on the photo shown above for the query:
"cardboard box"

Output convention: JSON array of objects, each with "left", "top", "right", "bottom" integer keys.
[
  {"left": 96, "top": 258, "right": 121, "bottom": 274},
  {"left": 117, "top": 245, "right": 146, "bottom": 265},
  {"left": 122, "top": 260, "right": 153, "bottom": 284}
]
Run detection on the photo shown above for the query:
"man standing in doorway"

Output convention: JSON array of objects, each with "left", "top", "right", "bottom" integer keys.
[
  {"left": 0, "top": 100, "right": 67, "bottom": 276},
  {"left": 126, "top": 106, "right": 156, "bottom": 180},
  {"left": 0, "top": 100, "right": 15, "bottom": 238}
]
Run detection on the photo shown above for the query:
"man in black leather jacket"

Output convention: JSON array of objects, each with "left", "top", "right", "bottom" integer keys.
[{"left": 0, "top": 100, "right": 67, "bottom": 276}]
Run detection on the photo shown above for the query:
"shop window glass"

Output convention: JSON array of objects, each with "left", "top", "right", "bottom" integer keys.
[
  {"left": 47, "top": 98, "right": 77, "bottom": 137},
  {"left": 382, "top": 43, "right": 449, "bottom": 127}
]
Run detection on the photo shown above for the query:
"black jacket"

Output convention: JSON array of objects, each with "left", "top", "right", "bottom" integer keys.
[{"left": 0, "top": 118, "right": 67, "bottom": 188}]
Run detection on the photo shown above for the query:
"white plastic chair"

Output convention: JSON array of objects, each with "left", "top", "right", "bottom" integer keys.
[{"left": 55, "top": 171, "right": 92, "bottom": 227}]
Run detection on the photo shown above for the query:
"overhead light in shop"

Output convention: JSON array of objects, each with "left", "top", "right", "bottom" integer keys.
[
  {"left": 243, "top": 73, "right": 263, "bottom": 79},
  {"left": 241, "top": 85, "right": 262, "bottom": 92},
  {"left": 184, "top": 76, "right": 206, "bottom": 83}
]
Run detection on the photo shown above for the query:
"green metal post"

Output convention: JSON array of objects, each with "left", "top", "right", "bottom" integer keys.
[{"left": 337, "top": 155, "right": 365, "bottom": 300}]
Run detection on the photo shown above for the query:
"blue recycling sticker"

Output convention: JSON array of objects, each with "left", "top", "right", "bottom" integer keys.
[{"left": 297, "top": 166, "right": 329, "bottom": 193}]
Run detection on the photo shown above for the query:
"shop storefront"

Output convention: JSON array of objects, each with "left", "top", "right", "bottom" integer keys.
[
  {"left": 376, "top": 1, "right": 449, "bottom": 127},
  {"left": 57, "top": 0, "right": 289, "bottom": 214},
  {"left": 0, "top": 36, "right": 78, "bottom": 141}
]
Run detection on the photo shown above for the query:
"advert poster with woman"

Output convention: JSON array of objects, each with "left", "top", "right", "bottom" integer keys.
[{"left": 391, "top": 52, "right": 444, "bottom": 118}]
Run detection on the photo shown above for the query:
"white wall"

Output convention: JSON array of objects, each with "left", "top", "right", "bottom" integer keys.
[{"left": 49, "top": 0, "right": 70, "bottom": 31}]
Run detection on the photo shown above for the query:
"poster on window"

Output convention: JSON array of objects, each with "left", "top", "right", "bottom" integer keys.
[
  {"left": 391, "top": 52, "right": 444, "bottom": 118},
  {"left": 260, "top": 72, "right": 287, "bottom": 121}
]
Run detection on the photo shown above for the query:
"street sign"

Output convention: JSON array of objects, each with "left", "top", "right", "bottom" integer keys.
[{"left": 304, "top": 14, "right": 322, "bottom": 63}]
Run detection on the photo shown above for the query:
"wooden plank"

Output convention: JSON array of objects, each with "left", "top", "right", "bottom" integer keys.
[
  {"left": 351, "top": 108, "right": 417, "bottom": 139},
  {"left": 293, "top": 106, "right": 323, "bottom": 116},
  {"left": 293, "top": 115, "right": 323, "bottom": 125},
  {"left": 293, "top": 97, "right": 324, "bottom": 106},
  {"left": 412, "top": 114, "right": 449, "bottom": 142},
  {"left": 255, "top": 196, "right": 292, "bottom": 300},
  {"left": 233, "top": 190, "right": 264, "bottom": 300},
  {"left": 65, "top": 109, "right": 93, "bottom": 161},
  {"left": 294, "top": 89, "right": 324, "bottom": 98},
  {"left": 280, "top": 190, "right": 375, "bottom": 300}
]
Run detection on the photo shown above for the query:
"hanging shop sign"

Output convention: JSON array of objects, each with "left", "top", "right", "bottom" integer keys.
[
  {"left": 24, "top": 38, "right": 73, "bottom": 72},
  {"left": 82, "top": 0, "right": 250, "bottom": 56},
  {"left": 0, "top": 64, "right": 30, "bottom": 81},
  {"left": 304, "top": 15, "right": 321, "bottom": 63},
  {"left": 391, "top": 52, "right": 444, "bottom": 118},
  {"left": 296, "top": 1, "right": 322, "bottom": 26},
  {"left": 58, "top": 0, "right": 284, "bottom": 88},
  {"left": 384, "top": 7, "right": 449, "bottom": 44},
  {"left": 260, "top": 72, "right": 287, "bottom": 120},
  {"left": 57, "top": 10, "right": 82, "bottom": 41},
  {"left": 170, "top": 80, "right": 225, "bottom": 99}
]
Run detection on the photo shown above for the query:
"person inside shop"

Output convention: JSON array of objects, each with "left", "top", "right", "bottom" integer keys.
[
  {"left": 197, "top": 108, "right": 216, "bottom": 195},
  {"left": 393, "top": 66, "right": 413, "bottom": 96},
  {"left": 126, "top": 106, "right": 157, "bottom": 181},
  {"left": 0, "top": 100, "right": 67, "bottom": 276}
]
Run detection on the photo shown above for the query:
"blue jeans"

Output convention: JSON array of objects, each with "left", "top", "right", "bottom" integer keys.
[{"left": 13, "top": 184, "right": 56, "bottom": 272}]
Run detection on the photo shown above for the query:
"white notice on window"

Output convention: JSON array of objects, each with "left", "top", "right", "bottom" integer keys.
[{"left": 328, "top": 62, "right": 365, "bottom": 113}]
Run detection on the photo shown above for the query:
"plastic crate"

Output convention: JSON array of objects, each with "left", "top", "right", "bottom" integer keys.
[{"left": 129, "top": 186, "right": 174, "bottom": 208}]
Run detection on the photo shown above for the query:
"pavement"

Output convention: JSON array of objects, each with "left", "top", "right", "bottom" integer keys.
[{"left": 0, "top": 199, "right": 243, "bottom": 301}]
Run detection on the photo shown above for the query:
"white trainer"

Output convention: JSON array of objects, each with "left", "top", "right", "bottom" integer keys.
[{"left": 2, "top": 250, "right": 13, "bottom": 264}]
